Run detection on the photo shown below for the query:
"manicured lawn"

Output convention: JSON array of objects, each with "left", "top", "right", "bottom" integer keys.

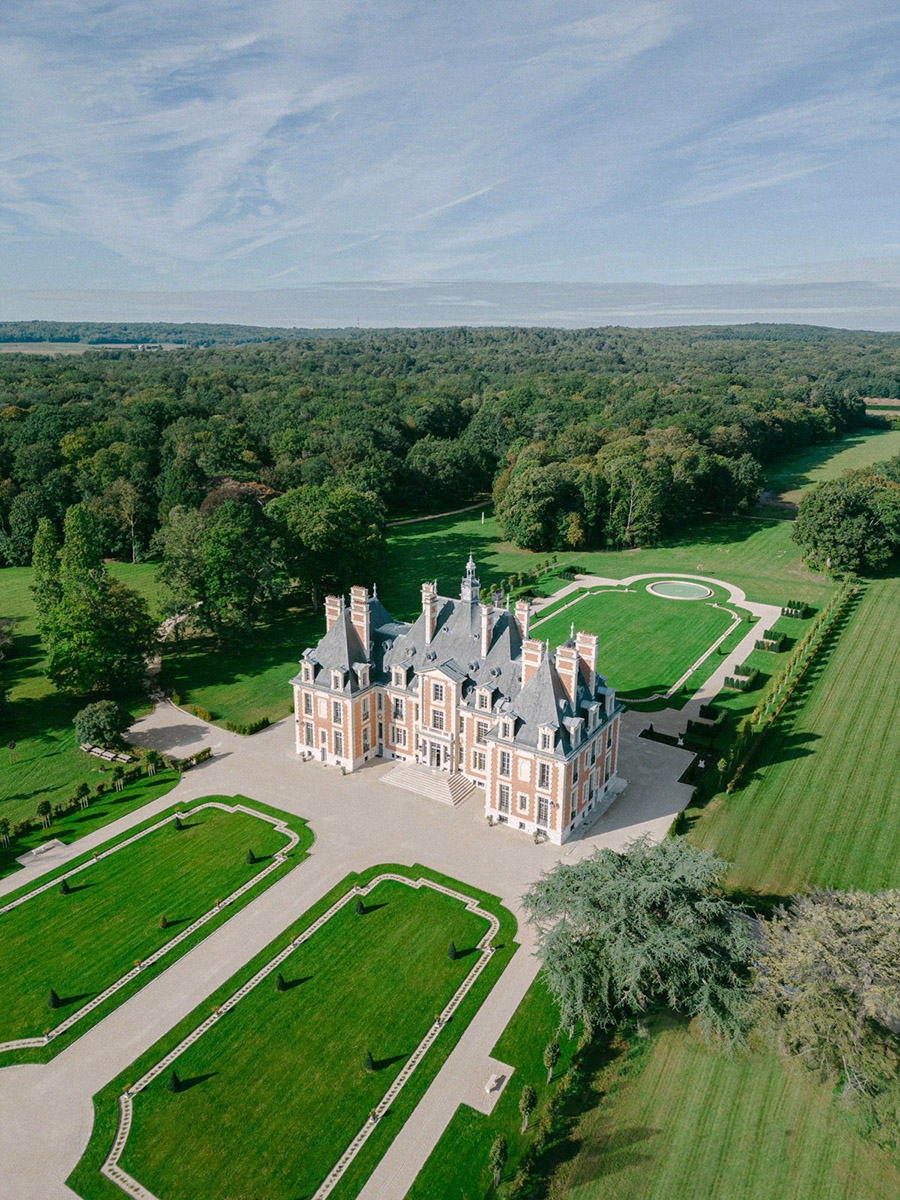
[
  {"left": 382, "top": 511, "right": 831, "bottom": 614},
  {"left": 552, "top": 1018, "right": 900, "bottom": 1200},
  {"left": 0, "top": 564, "right": 162, "bottom": 828},
  {"left": 0, "top": 797, "right": 310, "bottom": 1052},
  {"left": 408, "top": 976, "right": 579, "bottom": 1200},
  {"left": 763, "top": 428, "right": 900, "bottom": 506},
  {"left": 531, "top": 584, "right": 740, "bottom": 699},
  {"left": 0, "top": 770, "right": 179, "bottom": 881},
  {"left": 688, "top": 578, "right": 900, "bottom": 896},
  {"left": 76, "top": 872, "right": 509, "bottom": 1200}
]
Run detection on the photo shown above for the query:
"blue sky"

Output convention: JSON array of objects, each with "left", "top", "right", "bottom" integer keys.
[{"left": 2, "top": 0, "right": 900, "bottom": 324}]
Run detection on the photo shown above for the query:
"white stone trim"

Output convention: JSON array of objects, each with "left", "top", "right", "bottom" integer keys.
[
  {"left": 0, "top": 803, "right": 300, "bottom": 1054},
  {"left": 100, "top": 874, "right": 500, "bottom": 1200}
]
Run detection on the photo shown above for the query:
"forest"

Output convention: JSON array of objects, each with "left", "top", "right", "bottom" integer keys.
[{"left": 0, "top": 321, "right": 894, "bottom": 629}]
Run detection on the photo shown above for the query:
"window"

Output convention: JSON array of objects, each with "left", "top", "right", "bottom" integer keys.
[
  {"left": 476, "top": 720, "right": 489, "bottom": 745},
  {"left": 517, "top": 793, "right": 529, "bottom": 814},
  {"left": 362, "top": 728, "right": 370, "bottom": 752},
  {"left": 334, "top": 731, "right": 343, "bottom": 757},
  {"left": 605, "top": 752, "right": 612, "bottom": 783},
  {"left": 332, "top": 701, "right": 343, "bottom": 725},
  {"left": 538, "top": 762, "right": 551, "bottom": 789},
  {"left": 501, "top": 720, "right": 511, "bottom": 739},
  {"left": 362, "top": 697, "right": 370, "bottom": 720},
  {"left": 572, "top": 757, "right": 579, "bottom": 782},
  {"left": 537, "top": 797, "right": 549, "bottom": 827},
  {"left": 390, "top": 725, "right": 407, "bottom": 747},
  {"left": 304, "top": 722, "right": 314, "bottom": 747},
  {"left": 498, "top": 784, "right": 510, "bottom": 814},
  {"left": 302, "top": 663, "right": 312, "bottom": 683},
  {"left": 478, "top": 691, "right": 490, "bottom": 710},
  {"left": 472, "top": 751, "right": 486, "bottom": 772},
  {"left": 393, "top": 668, "right": 405, "bottom": 688},
  {"left": 590, "top": 741, "right": 596, "bottom": 766},
  {"left": 539, "top": 729, "right": 551, "bottom": 751},
  {"left": 499, "top": 750, "right": 511, "bottom": 777},
  {"left": 433, "top": 682, "right": 444, "bottom": 702},
  {"left": 332, "top": 671, "right": 342, "bottom": 690},
  {"left": 303, "top": 692, "right": 312, "bottom": 716},
  {"left": 377, "top": 721, "right": 383, "bottom": 742},
  {"left": 431, "top": 711, "right": 444, "bottom": 731},
  {"left": 392, "top": 697, "right": 404, "bottom": 720},
  {"left": 319, "top": 729, "right": 327, "bottom": 746},
  {"left": 377, "top": 693, "right": 383, "bottom": 711}
]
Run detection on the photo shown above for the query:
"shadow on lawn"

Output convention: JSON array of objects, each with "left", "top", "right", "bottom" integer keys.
[
  {"left": 177, "top": 1072, "right": 218, "bottom": 1092},
  {"left": 372, "top": 1053, "right": 407, "bottom": 1072},
  {"left": 57, "top": 991, "right": 94, "bottom": 1009}
]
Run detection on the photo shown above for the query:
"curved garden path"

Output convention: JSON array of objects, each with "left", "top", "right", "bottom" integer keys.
[{"left": 0, "top": 698, "right": 695, "bottom": 1200}]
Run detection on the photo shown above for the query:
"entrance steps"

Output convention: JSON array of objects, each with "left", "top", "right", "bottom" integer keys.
[{"left": 381, "top": 762, "right": 477, "bottom": 807}]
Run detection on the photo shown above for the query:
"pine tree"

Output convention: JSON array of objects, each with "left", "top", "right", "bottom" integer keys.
[
  {"left": 488, "top": 1136, "right": 508, "bottom": 1187},
  {"left": 447, "top": 940, "right": 457, "bottom": 960},
  {"left": 543, "top": 1038, "right": 560, "bottom": 1084},
  {"left": 275, "top": 971, "right": 286, "bottom": 992},
  {"left": 159, "top": 914, "right": 168, "bottom": 930},
  {"left": 519, "top": 1084, "right": 537, "bottom": 1132},
  {"left": 354, "top": 897, "right": 364, "bottom": 916},
  {"left": 167, "top": 1070, "right": 180, "bottom": 1093},
  {"left": 246, "top": 849, "right": 256, "bottom": 865},
  {"left": 59, "top": 878, "right": 71, "bottom": 896},
  {"left": 173, "top": 815, "right": 183, "bottom": 831},
  {"left": 47, "top": 988, "right": 61, "bottom": 1010},
  {"left": 364, "top": 1050, "right": 375, "bottom": 1073}
]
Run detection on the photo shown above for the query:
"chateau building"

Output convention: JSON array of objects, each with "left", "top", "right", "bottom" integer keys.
[{"left": 291, "top": 558, "right": 623, "bottom": 845}]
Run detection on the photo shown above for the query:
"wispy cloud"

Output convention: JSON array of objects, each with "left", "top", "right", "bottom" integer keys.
[{"left": 0, "top": 1, "right": 899, "bottom": 296}]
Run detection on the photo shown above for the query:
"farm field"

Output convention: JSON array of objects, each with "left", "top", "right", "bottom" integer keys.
[
  {"left": 71, "top": 869, "right": 516, "bottom": 1200},
  {"left": 0, "top": 798, "right": 310, "bottom": 1054},
  {"left": 552, "top": 1018, "right": 900, "bottom": 1200},
  {"left": 531, "top": 584, "right": 741, "bottom": 699},
  {"left": 688, "top": 578, "right": 900, "bottom": 895},
  {"left": 761, "top": 427, "right": 900, "bottom": 507}
]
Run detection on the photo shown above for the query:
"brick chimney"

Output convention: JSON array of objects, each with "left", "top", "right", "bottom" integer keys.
[
  {"left": 520, "top": 637, "right": 544, "bottom": 686},
  {"left": 349, "top": 585, "right": 370, "bottom": 653},
  {"left": 480, "top": 602, "right": 495, "bottom": 656},
  {"left": 554, "top": 644, "right": 579, "bottom": 705},
  {"left": 575, "top": 631, "right": 598, "bottom": 683},
  {"left": 514, "top": 598, "right": 531, "bottom": 639},
  {"left": 422, "top": 580, "right": 437, "bottom": 645},
  {"left": 324, "top": 594, "right": 342, "bottom": 632}
]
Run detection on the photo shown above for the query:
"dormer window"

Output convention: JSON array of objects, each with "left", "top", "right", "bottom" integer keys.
[
  {"left": 358, "top": 665, "right": 370, "bottom": 688},
  {"left": 393, "top": 668, "right": 405, "bottom": 688},
  {"left": 302, "top": 663, "right": 312, "bottom": 683},
  {"left": 433, "top": 682, "right": 444, "bottom": 703},
  {"left": 501, "top": 720, "right": 512, "bottom": 740},
  {"left": 477, "top": 690, "right": 490, "bottom": 711},
  {"left": 539, "top": 728, "right": 552, "bottom": 751},
  {"left": 331, "top": 670, "right": 343, "bottom": 691}
]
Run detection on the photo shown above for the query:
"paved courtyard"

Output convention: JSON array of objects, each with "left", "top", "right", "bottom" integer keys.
[{"left": 0, "top": 694, "right": 694, "bottom": 1200}]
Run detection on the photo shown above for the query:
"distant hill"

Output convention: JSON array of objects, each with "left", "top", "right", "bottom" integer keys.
[{"left": 0, "top": 320, "right": 356, "bottom": 346}]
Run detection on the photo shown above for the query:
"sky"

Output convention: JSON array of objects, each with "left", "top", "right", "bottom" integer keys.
[{"left": 2, "top": 0, "right": 900, "bottom": 327}]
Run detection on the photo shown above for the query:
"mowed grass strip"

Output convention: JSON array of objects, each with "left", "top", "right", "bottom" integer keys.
[
  {"left": 0, "top": 803, "right": 290, "bottom": 1040},
  {"left": 119, "top": 879, "right": 490, "bottom": 1200},
  {"left": 532, "top": 587, "right": 736, "bottom": 698},
  {"left": 689, "top": 579, "right": 900, "bottom": 894},
  {"left": 555, "top": 1019, "right": 900, "bottom": 1200}
]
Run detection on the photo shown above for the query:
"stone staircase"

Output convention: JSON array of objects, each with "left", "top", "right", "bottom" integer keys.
[{"left": 381, "top": 762, "right": 478, "bottom": 807}]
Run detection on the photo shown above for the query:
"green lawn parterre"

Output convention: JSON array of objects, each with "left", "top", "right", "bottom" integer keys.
[
  {"left": 762, "top": 427, "right": 900, "bottom": 507},
  {"left": 531, "top": 582, "right": 743, "bottom": 700},
  {"left": 68, "top": 865, "right": 518, "bottom": 1200},
  {"left": 0, "top": 796, "right": 312, "bottom": 1062}
]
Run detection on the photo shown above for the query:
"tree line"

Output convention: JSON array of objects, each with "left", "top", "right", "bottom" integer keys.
[{"left": 0, "top": 323, "right": 884, "bottom": 572}]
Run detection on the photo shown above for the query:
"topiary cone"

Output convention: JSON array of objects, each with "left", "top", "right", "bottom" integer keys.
[{"left": 47, "top": 988, "right": 61, "bottom": 1010}]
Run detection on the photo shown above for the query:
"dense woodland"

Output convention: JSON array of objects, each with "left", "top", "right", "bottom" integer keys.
[{"left": 1, "top": 322, "right": 896, "bottom": 634}]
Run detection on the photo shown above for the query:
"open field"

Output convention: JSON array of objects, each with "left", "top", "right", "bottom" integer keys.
[
  {"left": 0, "top": 563, "right": 164, "bottom": 827},
  {"left": 551, "top": 1018, "right": 900, "bottom": 1200},
  {"left": 408, "top": 977, "right": 578, "bottom": 1200},
  {"left": 688, "top": 578, "right": 900, "bottom": 896},
  {"left": 69, "top": 865, "right": 517, "bottom": 1200},
  {"left": 532, "top": 584, "right": 740, "bottom": 699},
  {"left": 0, "top": 343, "right": 179, "bottom": 355},
  {"left": 0, "top": 798, "right": 311, "bottom": 1060},
  {"left": 760, "top": 428, "right": 900, "bottom": 509}
]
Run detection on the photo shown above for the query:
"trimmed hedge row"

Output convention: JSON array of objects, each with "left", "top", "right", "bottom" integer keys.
[{"left": 225, "top": 716, "right": 270, "bottom": 736}]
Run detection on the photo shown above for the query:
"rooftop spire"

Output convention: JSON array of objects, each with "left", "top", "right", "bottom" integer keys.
[{"left": 460, "top": 555, "right": 480, "bottom": 605}]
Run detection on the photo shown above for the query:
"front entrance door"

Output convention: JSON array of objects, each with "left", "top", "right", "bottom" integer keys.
[{"left": 429, "top": 741, "right": 442, "bottom": 768}]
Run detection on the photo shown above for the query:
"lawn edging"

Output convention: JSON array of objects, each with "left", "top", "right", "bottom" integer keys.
[
  {"left": 67, "top": 863, "right": 518, "bottom": 1200},
  {"left": 1, "top": 795, "right": 313, "bottom": 1065}
]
